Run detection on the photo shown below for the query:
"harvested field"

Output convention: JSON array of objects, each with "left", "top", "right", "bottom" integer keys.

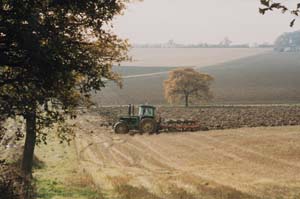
[
  {"left": 120, "top": 48, "right": 270, "bottom": 67},
  {"left": 74, "top": 113, "right": 300, "bottom": 199},
  {"left": 96, "top": 105, "right": 300, "bottom": 131}
]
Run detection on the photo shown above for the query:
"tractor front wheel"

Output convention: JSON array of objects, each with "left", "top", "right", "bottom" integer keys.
[
  {"left": 140, "top": 118, "right": 157, "bottom": 134},
  {"left": 114, "top": 122, "right": 129, "bottom": 134}
]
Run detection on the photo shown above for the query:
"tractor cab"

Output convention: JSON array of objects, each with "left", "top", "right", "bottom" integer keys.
[
  {"left": 138, "top": 105, "right": 155, "bottom": 119},
  {"left": 114, "top": 104, "right": 158, "bottom": 134}
]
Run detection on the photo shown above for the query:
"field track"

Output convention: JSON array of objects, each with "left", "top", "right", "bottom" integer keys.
[{"left": 74, "top": 114, "right": 300, "bottom": 199}]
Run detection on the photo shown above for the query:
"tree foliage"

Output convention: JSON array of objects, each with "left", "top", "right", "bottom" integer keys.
[
  {"left": 0, "top": 0, "right": 130, "bottom": 177},
  {"left": 164, "top": 68, "right": 213, "bottom": 107},
  {"left": 259, "top": 0, "right": 300, "bottom": 27}
]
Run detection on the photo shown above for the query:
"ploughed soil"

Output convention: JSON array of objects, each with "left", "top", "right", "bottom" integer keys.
[
  {"left": 97, "top": 105, "right": 300, "bottom": 131},
  {"left": 73, "top": 107, "right": 300, "bottom": 199}
]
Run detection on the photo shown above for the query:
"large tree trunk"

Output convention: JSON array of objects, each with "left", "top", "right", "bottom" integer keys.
[
  {"left": 21, "top": 106, "right": 37, "bottom": 178},
  {"left": 185, "top": 94, "right": 189, "bottom": 107}
]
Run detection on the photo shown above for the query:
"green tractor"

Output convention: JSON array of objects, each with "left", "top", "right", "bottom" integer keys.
[{"left": 113, "top": 104, "right": 159, "bottom": 134}]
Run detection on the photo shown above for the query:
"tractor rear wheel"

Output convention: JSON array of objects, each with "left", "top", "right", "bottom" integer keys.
[
  {"left": 114, "top": 122, "right": 129, "bottom": 134},
  {"left": 140, "top": 118, "right": 157, "bottom": 134}
]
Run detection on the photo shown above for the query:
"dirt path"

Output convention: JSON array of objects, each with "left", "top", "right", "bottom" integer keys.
[{"left": 74, "top": 114, "right": 300, "bottom": 199}]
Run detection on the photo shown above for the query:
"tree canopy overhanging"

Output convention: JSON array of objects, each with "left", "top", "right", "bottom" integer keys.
[
  {"left": 259, "top": 0, "right": 300, "bottom": 27},
  {"left": 0, "top": 0, "right": 130, "bottom": 177}
]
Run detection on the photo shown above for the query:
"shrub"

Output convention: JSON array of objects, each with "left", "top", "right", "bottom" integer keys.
[{"left": 0, "top": 160, "right": 35, "bottom": 199}]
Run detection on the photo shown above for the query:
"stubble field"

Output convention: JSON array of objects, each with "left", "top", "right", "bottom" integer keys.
[{"left": 73, "top": 110, "right": 300, "bottom": 199}]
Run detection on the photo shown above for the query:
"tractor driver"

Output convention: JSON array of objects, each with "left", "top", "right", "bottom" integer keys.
[
  {"left": 142, "top": 108, "right": 153, "bottom": 117},
  {"left": 143, "top": 108, "right": 153, "bottom": 117}
]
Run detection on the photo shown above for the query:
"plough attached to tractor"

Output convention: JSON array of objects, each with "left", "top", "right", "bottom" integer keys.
[
  {"left": 113, "top": 104, "right": 201, "bottom": 134},
  {"left": 159, "top": 119, "right": 201, "bottom": 132}
]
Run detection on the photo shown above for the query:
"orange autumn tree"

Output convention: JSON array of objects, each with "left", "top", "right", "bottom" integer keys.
[{"left": 164, "top": 68, "right": 214, "bottom": 107}]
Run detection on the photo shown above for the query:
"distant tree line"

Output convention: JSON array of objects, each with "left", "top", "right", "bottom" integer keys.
[
  {"left": 274, "top": 31, "right": 300, "bottom": 52},
  {"left": 133, "top": 39, "right": 272, "bottom": 49}
]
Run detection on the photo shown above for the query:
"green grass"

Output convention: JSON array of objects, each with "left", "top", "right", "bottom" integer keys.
[
  {"left": 36, "top": 179, "right": 101, "bottom": 199},
  {"left": 33, "top": 133, "right": 104, "bottom": 199}
]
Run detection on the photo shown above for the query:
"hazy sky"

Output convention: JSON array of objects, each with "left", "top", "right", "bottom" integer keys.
[{"left": 113, "top": 0, "right": 299, "bottom": 45}]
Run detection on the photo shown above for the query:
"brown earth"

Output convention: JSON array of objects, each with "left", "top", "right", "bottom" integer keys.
[
  {"left": 96, "top": 105, "right": 300, "bottom": 131},
  {"left": 73, "top": 112, "right": 300, "bottom": 199}
]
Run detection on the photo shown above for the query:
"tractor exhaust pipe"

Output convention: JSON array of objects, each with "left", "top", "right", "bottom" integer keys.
[
  {"left": 132, "top": 105, "right": 135, "bottom": 116},
  {"left": 128, "top": 104, "right": 132, "bottom": 116}
]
